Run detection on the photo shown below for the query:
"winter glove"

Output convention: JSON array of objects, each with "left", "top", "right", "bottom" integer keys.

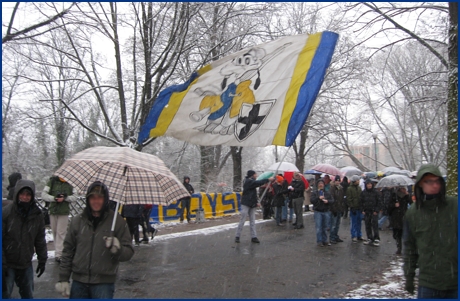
[
  {"left": 55, "top": 281, "right": 70, "bottom": 297},
  {"left": 405, "top": 280, "right": 415, "bottom": 295},
  {"left": 36, "top": 263, "right": 45, "bottom": 278},
  {"left": 103, "top": 236, "right": 121, "bottom": 254}
]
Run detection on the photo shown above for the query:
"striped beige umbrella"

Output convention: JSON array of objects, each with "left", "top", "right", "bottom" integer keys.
[{"left": 54, "top": 146, "right": 190, "bottom": 206}]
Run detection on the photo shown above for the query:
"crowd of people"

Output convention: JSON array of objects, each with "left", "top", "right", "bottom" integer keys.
[
  {"left": 237, "top": 164, "right": 457, "bottom": 299},
  {"left": 2, "top": 164, "right": 456, "bottom": 299}
]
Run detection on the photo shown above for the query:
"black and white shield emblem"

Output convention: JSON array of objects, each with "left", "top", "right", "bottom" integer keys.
[{"left": 235, "top": 100, "right": 275, "bottom": 141}]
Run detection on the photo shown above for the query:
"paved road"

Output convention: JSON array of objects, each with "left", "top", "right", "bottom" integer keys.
[{"left": 28, "top": 212, "right": 400, "bottom": 299}]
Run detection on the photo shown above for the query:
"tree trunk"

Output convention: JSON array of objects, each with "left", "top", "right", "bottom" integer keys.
[
  {"left": 447, "top": 2, "right": 458, "bottom": 196},
  {"left": 231, "top": 146, "right": 242, "bottom": 191}
]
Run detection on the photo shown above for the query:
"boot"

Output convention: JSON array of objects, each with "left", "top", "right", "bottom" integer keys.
[{"left": 395, "top": 238, "right": 402, "bottom": 255}]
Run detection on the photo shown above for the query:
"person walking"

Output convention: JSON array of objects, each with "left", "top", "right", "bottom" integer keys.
[
  {"left": 55, "top": 181, "right": 134, "bottom": 299},
  {"left": 2, "top": 179, "right": 47, "bottom": 299},
  {"left": 289, "top": 172, "right": 306, "bottom": 229},
  {"left": 403, "top": 164, "right": 457, "bottom": 299},
  {"left": 329, "top": 175, "right": 345, "bottom": 243},
  {"left": 178, "top": 176, "right": 194, "bottom": 223},
  {"left": 234, "top": 170, "right": 274, "bottom": 243},
  {"left": 360, "top": 179, "right": 382, "bottom": 246},
  {"left": 41, "top": 176, "right": 78, "bottom": 263},
  {"left": 346, "top": 175, "right": 363, "bottom": 243},
  {"left": 121, "top": 204, "right": 144, "bottom": 246},
  {"left": 311, "top": 179, "right": 334, "bottom": 247},
  {"left": 388, "top": 187, "right": 410, "bottom": 255},
  {"left": 140, "top": 204, "right": 157, "bottom": 243}
]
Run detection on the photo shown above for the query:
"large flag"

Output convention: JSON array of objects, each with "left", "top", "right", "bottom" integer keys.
[{"left": 138, "top": 31, "right": 338, "bottom": 147}]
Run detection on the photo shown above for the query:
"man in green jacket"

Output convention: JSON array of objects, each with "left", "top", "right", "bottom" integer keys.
[
  {"left": 55, "top": 181, "right": 134, "bottom": 299},
  {"left": 403, "top": 164, "right": 457, "bottom": 298},
  {"left": 41, "top": 176, "right": 78, "bottom": 263},
  {"left": 346, "top": 175, "right": 363, "bottom": 242}
]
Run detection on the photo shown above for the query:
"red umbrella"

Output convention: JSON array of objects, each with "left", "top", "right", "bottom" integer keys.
[
  {"left": 284, "top": 171, "right": 309, "bottom": 188},
  {"left": 310, "top": 163, "right": 341, "bottom": 176}
]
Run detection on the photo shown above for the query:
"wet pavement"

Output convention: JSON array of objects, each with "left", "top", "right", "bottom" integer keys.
[{"left": 28, "top": 212, "right": 401, "bottom": 299}]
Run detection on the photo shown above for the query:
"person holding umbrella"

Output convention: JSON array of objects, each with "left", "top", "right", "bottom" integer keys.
[
  {"left": 55, "top": 181, "right": 134, "bottom": 299},
  {"left": 388, "top": 186, "right": 410, "bottom": 255},
  {"left": 235, "top": 170, "right": 274, "bottom": 243}
]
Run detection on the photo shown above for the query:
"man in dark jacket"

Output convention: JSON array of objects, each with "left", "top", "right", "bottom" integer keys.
[
  {"left": 289, "top": 172, "right": 305, "bottom": 229},
  {"left": 329, "top": 175, "right": 345, "bottom": 243},
  {"left": 121, "top": 204, "right": 144, "bottom": 246},
  {"left": 360, "top": 179, "right": 382, "bottom": 246},
  {"left": 403, "top": 164, "right": 457, "bottom": 298},
  {"left": 55, "top": 181, "right": 134, "bottom": 299},
  {"left": 4, "top": 172, "right": 22, "bottom": 207},
  {"left": 388, "top": 187, "right": 410, "bottom": 255},
  {"left": 235, "top": 170, "right": 274, "bottom": 243},
  {"left": 2, "top": 179, "right": 47, "bottom": 299},
  {"left": 346, "top": 175, "right": 363, "bottom": 242},
  {"left": 311, "top": 179, "right": 334, "bottom": 247},
  {"left": 178, "top": 176, "right": 194, "bottom": 223}
]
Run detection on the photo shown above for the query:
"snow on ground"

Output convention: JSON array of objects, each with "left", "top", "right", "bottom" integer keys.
[{"left": 344, "top": 259, "right": 415, "bottom": 299}]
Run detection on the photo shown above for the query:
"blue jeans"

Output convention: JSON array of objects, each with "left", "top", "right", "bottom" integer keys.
[
  {"left": 350, "top": 209, "right": 363, "bottom": 239},
  {"left": 378, "top": 214, "right": 388, "bottom": 228},
  {"left": 275, "top": 206, "right": 283, "bottom": 225},
  {"left": 329, "top": 212, "right": 341, "bottom": 241},
  {"left": 314, "top": 211, "right": 330, "bottom": 243},
  {"left": 418, "top": 285, "right": 458, "bottom": 299},
  {"left": 4, "top": 265, "right": 34, "bottom": 299},
  {"left": 281, "top": 199, "right": 294, "bottom": 221},
  {"left": 70, "top": 280, "right": 115, "bottom": 299}
]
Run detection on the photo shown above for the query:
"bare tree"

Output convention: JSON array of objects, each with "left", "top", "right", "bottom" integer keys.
[{"left": 2, "top": 2, "right": 75, "bottom": 44}]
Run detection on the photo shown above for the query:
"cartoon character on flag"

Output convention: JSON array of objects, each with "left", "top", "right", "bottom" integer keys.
[
  {"left": 189, "top": 43, "right": 291, "bottom": 141},
  {"left": 137, "top": 31, "right": 339, "bottom": 147}
]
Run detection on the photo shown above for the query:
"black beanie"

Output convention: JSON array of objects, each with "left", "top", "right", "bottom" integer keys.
[
  {"left": 334, "top": 175, "right": 341, "bottom": 181},
  {"left": 247, "top": 170, "right": 256, "bottom": 178}
]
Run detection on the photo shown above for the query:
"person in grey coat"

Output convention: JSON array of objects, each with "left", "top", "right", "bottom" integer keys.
[{"left": 55, "top": 181, "right": 134, "bottom": 299}]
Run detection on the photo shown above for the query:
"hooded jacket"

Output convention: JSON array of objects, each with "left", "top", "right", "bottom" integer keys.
[
  {"left": 346, "top": 181, "right": 362, "bottom": 209},
  {"left": 2, "top": 179, "right": 48, "bottom": 269},
  {"left": 360, "top": 179, "right": 381, "bottom": 212},
  {"left": 59, "top": 181, "right": 134, "bottom": 284},
  {"left": 179, "top": 176, "right": 194, "bottom": 200},
  {"left": 403, "top": 164, "right": 457, "bottom": 290}
]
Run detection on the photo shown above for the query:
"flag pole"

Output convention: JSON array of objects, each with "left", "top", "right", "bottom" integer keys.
[{"left": 258, "top": 146, "right": 293, "bottom": 204}]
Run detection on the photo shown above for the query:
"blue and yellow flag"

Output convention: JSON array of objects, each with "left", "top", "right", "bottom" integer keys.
[{"left": 138, "top": 31, "right": 338, "bottom": 147}]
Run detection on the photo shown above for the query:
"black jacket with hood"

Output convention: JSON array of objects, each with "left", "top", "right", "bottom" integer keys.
[
  {"left": 359, "top": 179, "right": 381, "bottom": 213},
  {"left": 403, "top": 164, "right": 457, "bottom": 291},
  {"left": 2, "top": 179, "right": 48, "bottom": 269},
  {"left": 180, "top": 176, "right": 194, "bottom": 200},
  {"left": 59, "top": 181, "right": 134, "bottom": 284}
]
